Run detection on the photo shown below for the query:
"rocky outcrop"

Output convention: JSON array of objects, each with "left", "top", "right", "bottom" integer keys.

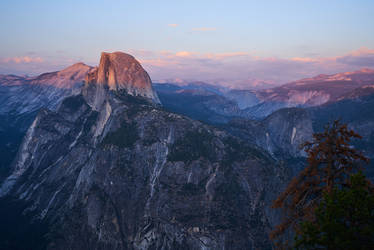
[{"left": 86, "top": 52, "right": 160, "bottom": 106}]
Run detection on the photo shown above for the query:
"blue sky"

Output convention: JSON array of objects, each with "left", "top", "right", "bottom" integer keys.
[{"left": 1, "top": 0, "right": 374, "bottom": 87}]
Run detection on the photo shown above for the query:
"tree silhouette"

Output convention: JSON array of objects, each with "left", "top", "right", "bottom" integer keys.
[{"left": 270, "top": 120, "right": 369, "bottom": 247}]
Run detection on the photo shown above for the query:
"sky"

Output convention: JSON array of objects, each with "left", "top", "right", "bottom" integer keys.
[{"left": 0, "top": 0, "right": 374, "bottom": 88}]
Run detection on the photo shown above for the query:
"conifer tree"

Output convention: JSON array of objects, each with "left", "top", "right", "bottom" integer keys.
[
  {"left": 270, "top": 120, "right": 369, "bottom": 247},
  {"left": 294, "top": 172, "right": 374, "bottom": 249}
]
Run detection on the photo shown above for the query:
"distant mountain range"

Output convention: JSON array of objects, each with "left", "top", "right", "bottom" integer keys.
[
  {"left": 250, "top": 68, "right": 374, "bottom": 117},
  {"left": 154, "top": 68, "right": 374, "bottom": 121}
]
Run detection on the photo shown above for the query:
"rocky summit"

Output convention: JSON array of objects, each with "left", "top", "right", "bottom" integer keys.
[
  {"left": 86, "top": 52, "right": 160, "bottom": 106},
  {"left": 0, "top": 52, "right": 287, "bottom": 249}
]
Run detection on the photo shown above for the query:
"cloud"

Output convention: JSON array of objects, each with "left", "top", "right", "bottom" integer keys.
[
  {"left": 168, "top": 24, "right": 178, "bottom": 27},
  {"left": 131, "top": 48, "right": 374, "bottom": 89},
  {"left": 0, "top": 54, "right": 82, "bottom": 75},
  {"left": 291, "top": 47, "right": 374, "bottom": 68},
  {"left": 346, "top": 47, "right": 374, "bottom": 56},
  {"left": 206, "top": 52, "right": 249, "bottom": 60},
  {"left": 291, "top": 57, "right": 318, "bottom": 63},
  {"left": 336, "top": 54, "right": 374, "bottom": 67},
  {"left": 175, "top": 51, "right": 194, "bottom": 57},
  {"left": 335, "top": 48, "right": 374, "bottom": 67},
  {"left": 2, "top": 56, "right": 44, "bottom": 64},
  {"left": 192, "top": 27, "right": 217, "bottom": 32}
]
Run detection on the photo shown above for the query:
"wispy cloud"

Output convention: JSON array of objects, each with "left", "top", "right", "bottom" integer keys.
[
  {"left": 175, "top": 51, "right": 194, "bottom": 57},
  {"left": 133, "top": 47, "right": 374, "bottom": 89},
  {"left": 168, "top": 23, "right": 178, "bottom": 27},
  {"left": 2, "top": 56, "right": 44, "bottom": 64},
  {"left": 0, "top": 54, "right": 79, "bottom": 75},
  {"left": 192, "top": 27, "right": 217, "bottom": 32},
  {"left": 291, "top": 57, "right": 318, "bottom": 63},
  {"left": 335, "top": 47, "right": 374, "bottom": 67}
]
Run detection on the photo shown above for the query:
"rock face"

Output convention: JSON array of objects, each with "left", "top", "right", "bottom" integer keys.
[
  {"left": 226, "top": 108, "right": 313, "bottom": 159},
  {"left": 0, "top": 53, "right": 286, "bottom": 249},
  {"left": 86, "top": 52, "right": 160, "bottom": 106},
  {"left": 223, "top": 89, "right": 260, "bottom": 110},
  {"left": 0, "top": 63, "right": 93, "bottom": 179}
]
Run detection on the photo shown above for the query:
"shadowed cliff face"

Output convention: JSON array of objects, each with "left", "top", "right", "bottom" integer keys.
[
  {"left": 154, "top": 84, "right": 242, "bottom": 124},
  {"left": 225, "top": 108, "right": 313, "bottom": 160},
  {"left": 0, "top": 197, "right": 49, "bottom": 250},
  {"left": 0, "top": 63, "right": 94, "bottom": 180},
  {"left": 0, "top": 52, "right": 287, "bottom": 250}
]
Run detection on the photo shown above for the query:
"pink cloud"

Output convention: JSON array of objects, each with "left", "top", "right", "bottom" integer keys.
[
  {"left": 0, "top": 54, "right": 81, "bottom": 76},
  {"left": 168, "top": 23, "right": 178, "bottom": 27},
  {"left": 138, "top": 58, "right": 174, "bottom": 67},
  {"left": 292, "top": 47, "right": 374, "bottom": 66},
  {"left": 130, "top": 48, "right": 374, "bottom": 89},
  {"left": 3, "top": 56, "right": 44, "bottom": 64},
  {"left": 175, "top": 51, "right": 194, "bottom": 57},
  {"left": 334, "top": 47, "right": 374, "bottom": 67},
  {"left": 206, "top": 52, "right": 249, "bottom": 60},
  {"left": 291, "top": 57, "right": 318, "bottom": 63},
  {"left": 192, "top": 27, "right": 217, "bottom": 32},
  {"left": 347, "top": 47, "right": 374, "bottom": 56}
]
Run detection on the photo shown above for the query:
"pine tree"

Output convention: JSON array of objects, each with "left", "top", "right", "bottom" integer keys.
[
  {"left": 270, "top": 120, "right": 369, "bottom": 247},
  {"left": 295, "top": 172, "right": 374, "bottom": 249}
]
